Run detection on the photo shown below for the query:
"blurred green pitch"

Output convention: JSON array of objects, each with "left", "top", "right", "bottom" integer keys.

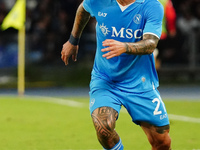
[{"left": 0, "top": 96, "right": 200, "bottom": 150}]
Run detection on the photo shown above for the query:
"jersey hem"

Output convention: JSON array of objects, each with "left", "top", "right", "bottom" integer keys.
[{"left": 143, "top": 32, "right": 160, "bottom": 39}]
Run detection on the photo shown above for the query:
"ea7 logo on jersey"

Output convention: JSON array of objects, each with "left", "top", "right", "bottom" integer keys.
[
  {"left": 133, "top": 14, "right": 142, "bottom": 24},
  {"left": 98, "top": 12, "right": 107, "bottom": 17}
]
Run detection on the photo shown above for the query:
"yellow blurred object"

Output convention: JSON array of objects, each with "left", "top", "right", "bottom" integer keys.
[
  {"left": 1, "top": 0, "right": 26, "bottom": 30},
  {"left": 1, "top": 0, "right": 26, "bottom": 96}
]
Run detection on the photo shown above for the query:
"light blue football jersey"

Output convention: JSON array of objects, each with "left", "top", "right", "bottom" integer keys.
[{"left": 83, "top": 0, "right": 164, "bottom": 93}]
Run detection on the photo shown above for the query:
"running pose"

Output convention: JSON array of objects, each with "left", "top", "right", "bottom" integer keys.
[{"left": 61, "top": 0, "right": 171, "bottom": 149}]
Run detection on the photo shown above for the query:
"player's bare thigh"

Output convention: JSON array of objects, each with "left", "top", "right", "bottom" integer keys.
[
  {"left": 140, "top": 122, "right": 171, "bottom": 150},
  {"left": 91, "top": 107, "right": 118, "bottom": 134}
]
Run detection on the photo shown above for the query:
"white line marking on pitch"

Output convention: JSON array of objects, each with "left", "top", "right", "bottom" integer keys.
[
  {"left": 25, "top": 95, "right": 200, "bottom": 124},
  {"left": 25, "top": 95, "right": 86, "bottom": 108},
  {"left": 168, "top": 114, "right": 200, "bottom": 123}
]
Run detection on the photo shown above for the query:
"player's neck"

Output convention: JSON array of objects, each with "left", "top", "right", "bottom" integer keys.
[{"left": 116, "top": 0, "right": 136, "bottom": 6}]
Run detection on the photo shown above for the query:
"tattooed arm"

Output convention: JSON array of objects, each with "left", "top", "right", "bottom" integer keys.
[
  {"left": 101, "top": 34, "right": 159, "bottom": 59},
  {"left": 125, "top": 34, "right": 159, "bottom": 55},
  {"left": 71, "top": 3, "right": 91, "bottom": 38},
  {"left": 61, "top": 3, "right": 91, "bottom": 65}
]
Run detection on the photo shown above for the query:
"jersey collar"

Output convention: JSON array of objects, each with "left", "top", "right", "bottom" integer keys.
[
  {"left": 116, "top": 0, "right": 145, "bottom": 5},
  {"left": 135, "top": 0, "right": 145, "bottom": 3},
  {"left": 116, "top": 0, "right": 145, "bottom": 12}
]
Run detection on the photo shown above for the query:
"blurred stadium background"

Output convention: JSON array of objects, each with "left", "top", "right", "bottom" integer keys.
[{"left": 0, "top": 0, "right": 200, "bottom": 150}]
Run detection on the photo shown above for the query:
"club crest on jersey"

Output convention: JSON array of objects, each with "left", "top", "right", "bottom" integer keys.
[
  {"left": 100, "top": 23, "right": 110, "bottom": 36},
  {"left": 133, "top": 14, "right": 142, "bottom": 24},
  {"left": 90, "top": 98, "right": 95, "bottom": 108}
]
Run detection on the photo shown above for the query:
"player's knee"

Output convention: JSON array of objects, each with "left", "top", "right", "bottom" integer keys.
[
  {"left": 163, "top": 136, "right": 171, "bottom": 149},
  {"left": 150, "top": 134, "right": 171, "bottom": 150},
  {"left": 94, "top": 116, "right": 115, "bottom": 138},
  {"left": 158, "top": 136, "right": 171, "bottom": 150},
  {"left": 91, "top": 107, "right": 116, "bottom": 139}
]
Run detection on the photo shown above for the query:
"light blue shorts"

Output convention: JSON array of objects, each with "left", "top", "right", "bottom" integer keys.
[{"left": 89, "top": 78, "right": 169, "bottom": 127}]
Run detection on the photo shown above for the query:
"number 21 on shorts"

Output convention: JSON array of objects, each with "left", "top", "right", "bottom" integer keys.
[{"left": 152, "top": 98, "right": 166, "bottom": 115}]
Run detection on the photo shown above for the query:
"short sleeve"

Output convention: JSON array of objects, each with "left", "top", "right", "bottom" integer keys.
[
  {"left": 83, "top": 0, "right": 94, "bottom": 17},
  {"left": 143, "top": 1, "right": 164, "bottom": 38}
]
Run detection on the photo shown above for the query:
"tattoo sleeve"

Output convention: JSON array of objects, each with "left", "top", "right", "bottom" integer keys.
[
  {"left": 91, "top": 107, "right": 120, "bottom": 148},
  {"left": 156, "top": 125, "right": 170, "bottom": 134},
  {"left": 125, "top": 34, "right": 159, "bottom": 55},
  {"left": 71, "top": 3, "right": 91, "bottom": 38},
  {"left": 91, "top": 107, "right": 118, "bottom": 139}
]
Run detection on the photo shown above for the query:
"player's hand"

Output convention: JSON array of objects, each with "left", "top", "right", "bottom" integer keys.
[
  {"left": 101, "top": 39, "right": 126, "bottom": 59},
  {"left": 61, "top": 41, "right": 79, "bottom": 65}
]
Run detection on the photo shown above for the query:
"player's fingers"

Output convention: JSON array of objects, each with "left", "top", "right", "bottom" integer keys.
[
  {"left": 62, "top": 55, "right": 69, "bottom": 65},
  {"left": 103, "top": 39, "right": 114, "bottom": 43},
  {"left": 61, "top": 54, "right": 65, "bottom": 62},
  {"left": 72, "top": 54, "right": 77, "bottom": 62},
  {"left": 61, "top": 50, "right": 64, "bottom": 55},
  {"left": 102, "top": 39, "right": 115, "bottom": 47},
  {"left": 101, "top": 46, "right": 113, "bottom": 52},
  {"left": 64, "top": 57, "right": 69, "bottom": 65},
  {"left": 106, "top": 53, "right": 117, "bottom": 59},
  {"left": 102, "top": 51, "right": 116, "bottom": 59}
]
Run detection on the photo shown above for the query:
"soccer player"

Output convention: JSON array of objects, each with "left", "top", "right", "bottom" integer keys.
[{"left": 61, "top": 0, "right": 171, "bottom": 149}]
